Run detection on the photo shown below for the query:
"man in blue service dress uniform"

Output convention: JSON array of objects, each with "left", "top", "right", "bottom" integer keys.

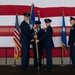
[
  {"left": 68, "top": 17, "right": 75, "bottom": 68},
  {"left": 31, "top": 20, "right": 44, "bottom": 68},
  {"left": 20, "top": 12, "right": 33, "bottom": 70},
  {"left": 36, "top": 19, "right": 54, "bottom": 70}
]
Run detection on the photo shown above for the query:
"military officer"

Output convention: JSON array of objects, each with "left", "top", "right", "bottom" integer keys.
[
  {"left": 20, "top": 12, "right": 33, "bottom": 70},
  {"left": 68, "top": 17, "right": 75, "bottom": 68},
  {"left": 36, "top": 19, "right": 54, "bottom": 70},
  {"left": 32, "top": 20, "right": 44, "bottom": 68}
]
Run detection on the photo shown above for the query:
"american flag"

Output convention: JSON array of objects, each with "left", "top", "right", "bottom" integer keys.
[
  {"left": 0, "top": 0, "right": 75, "bottom": 57},
  {"left": 13, "top": 14, "right": 21, "bottom": 60}
]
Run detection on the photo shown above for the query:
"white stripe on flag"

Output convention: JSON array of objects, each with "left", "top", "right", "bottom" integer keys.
[
  {"left": 0, "top": 36, "right": 69, "bottom": 47},
  {"left": 0, "top": 0, "right": 75, "bottom": 7},
  {"left": 0, "top": 16, "right": 72, "bottom": 27}
]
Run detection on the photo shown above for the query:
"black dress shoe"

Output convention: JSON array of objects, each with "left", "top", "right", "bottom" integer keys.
[
  {"left": 35, "top": 66, "right": 38, "bottom": 69},
  {"left": 72, "top": 65, "right": 75, "bottom": 68},
  {"left": 72, "top": 66, "right": 75, "bottom": 70},
  {"left": 34, "top": 65, "right": 42, "bottom": 69},
  {"left": 39, "top": 64, "right": 42, "bottom": 68},
  {"left": 45, "top": 67, "right": 52, "bottom": 71},
  {"left": 22, "top": 66, "right": 30, "bottom": 70},
  {"left": 27, "top": 66, "right": 30, "bottom": 70}
]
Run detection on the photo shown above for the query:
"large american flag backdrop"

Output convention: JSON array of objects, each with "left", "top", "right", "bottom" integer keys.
[{"left": 0, "top": 0, "right": 75, "bottom": 58}]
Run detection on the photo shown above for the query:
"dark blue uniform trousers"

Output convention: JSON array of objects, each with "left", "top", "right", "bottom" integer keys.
[
  {"left": 70, "top": 45, "right": 75, "bottom": 67},
  {"left": 45, "top": 47, "right": 52, "bottom": 69},
  {"left": 21, "top": 43, "right": 30, "bottom": 68}
]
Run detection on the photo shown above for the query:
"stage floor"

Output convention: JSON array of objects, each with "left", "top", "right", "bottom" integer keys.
[{"left": 0, "top": 65, "right": 75, "bottom": 75}]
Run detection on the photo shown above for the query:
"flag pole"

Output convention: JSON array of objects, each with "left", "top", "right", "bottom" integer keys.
[
  {"left": 37, "top": 10, "right": 44, "bottom": 66},
  {"left": 12, "top": 45, "right": 17, "bottom": 67},
  {"left": 13, "top": 11, "right": 18, "bottom": 67},
  {"left": 69, "top": 47, "right": 71, "bottom": 65},
  {"left": 61, "top": 11, "right": 64, "bottom": 66},
  {"left": 37, "top": 10, "right": 40, "bottom": 21},
  {"left": 5, "top": 48, "right": 7, "bottom": 66},
  {"left": 29, "top": 3, "right": 34, "bottom": 23},
  {"left": 35, "top": 10, "right": 39, "bottom": 71},
  {"left": 10, "top": 45, "right": 16, "bottom": 67},
  {"left": 30, "top": 4, "right": 40, "bottom": 72},
  {"left": 60, "top": 11, "right": 66, "bottom": 66},
  {"left": 11, "top": 11, "right": 18, "bottom": 67},
  {"left": 61, "top": 46, "right": 64, "bottom": 66},
  {"left": 34, "top": 31, "right": 40, "bottom": 71},
  {"left": 35, "top": 32, "right": 39, "bottom": 59}
]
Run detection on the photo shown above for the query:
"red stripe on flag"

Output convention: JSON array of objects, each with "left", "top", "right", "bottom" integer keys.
[
  {"left": 0, "top": 47, "right": 70, "bottom": 57},
  {"left": 14, "top": 29, "right": 20, "bottom": 36},
  {"left": 0, "top": 5, "right": 75, "bottom": 17},
  {"left": 0, "top": 26, "right": 71, "bottom": 36},
  {"left": 14, "top": 29, "right": 20, "bottom": 40},
  {"left": 14, "top": 34, "right": 20, "bottom": 43}
]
